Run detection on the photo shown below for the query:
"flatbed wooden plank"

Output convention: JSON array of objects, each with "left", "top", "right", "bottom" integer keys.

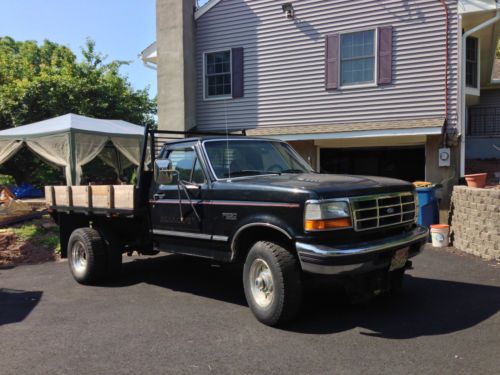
[
  {"left": 91, "top": 185, "right": 113, "bottom": 209},
  {"left": 71, "top": 186, "right": 91, "bottom": 208},
  {"left": 113, "top": 185, "right": 134, "bottom": 210},
  {"left": 53, "top": 186, "right": 71, "bottom": 207},
  {"left": 45, "top": 185, "right": 135, "bottom": 214},
  {"left": 44, "top": 186, "right": 55, "bottom": 206}
]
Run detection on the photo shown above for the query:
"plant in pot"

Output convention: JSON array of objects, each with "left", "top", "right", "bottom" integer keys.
[{"left": 464, "top": 173, "right": 488, "bottom": 188}]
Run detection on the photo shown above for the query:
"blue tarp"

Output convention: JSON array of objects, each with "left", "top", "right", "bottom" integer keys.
[{"left": 12, "top": 183, "right": 43, "bottom": 199}]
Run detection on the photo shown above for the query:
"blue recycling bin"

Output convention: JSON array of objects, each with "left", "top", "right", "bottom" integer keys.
[{"left": 416, "top": 187, "right": 439, "bottom": 231}]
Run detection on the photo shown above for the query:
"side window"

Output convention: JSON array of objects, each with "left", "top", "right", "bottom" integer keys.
[
  {"left": 163, "top": 147, "right": 206, "bottom": 185},
  {"left": 192, "top": 158, "right": 206, "bottom": 184},
  {"left": 466, "top": 37, "right": 479, "bottom": 89},
  {"left": 165, "top": 148, "right": 196, "bottom": 184}
]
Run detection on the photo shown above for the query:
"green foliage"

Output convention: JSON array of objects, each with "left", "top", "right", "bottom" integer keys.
[
  {"left": 11, "top": 224, "right": 39, "bottom": 241},
  {"left": 0, "top": 174, "right": 16, "bottom": 186},
  {"left": 10, "top": 218, "right": 61, "bottom": 254},
  {"left": 0, "top": 36, "right": 156, "bottom": 185}
]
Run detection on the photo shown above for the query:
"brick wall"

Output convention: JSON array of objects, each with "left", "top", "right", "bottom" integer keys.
[{"left": 450, "top": 186, "right": 500, "bottom": 261}]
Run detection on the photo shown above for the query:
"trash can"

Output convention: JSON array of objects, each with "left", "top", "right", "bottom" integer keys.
[{"left": 416, "top": 186, "right": 439, "bottom": 235}]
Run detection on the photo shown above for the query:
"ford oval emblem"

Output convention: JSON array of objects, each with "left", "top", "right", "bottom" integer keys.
[{"left": 387, "top": 207, "right": 395, "bottom": 214}]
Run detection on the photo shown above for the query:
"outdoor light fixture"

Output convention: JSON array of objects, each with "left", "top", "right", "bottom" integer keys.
[{"left": 282, "top": 2, "right": 295, "bottom": 19}]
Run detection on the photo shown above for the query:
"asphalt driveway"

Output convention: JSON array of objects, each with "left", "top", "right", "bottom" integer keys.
[{"left": 1, "top": 246, "right": 499, "bottom": 375}]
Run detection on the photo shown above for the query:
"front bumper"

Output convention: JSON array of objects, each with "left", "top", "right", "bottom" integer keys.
[{"left": 296, "top": 225, "right": 428, "bottom": 275}]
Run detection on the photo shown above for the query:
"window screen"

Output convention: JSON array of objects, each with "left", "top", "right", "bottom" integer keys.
[
  {"left": 340, "top": 30, "right": 375, "bottom": 86},
  {"left": 205, "top": 50, "right": 231, "bottom": 98}
]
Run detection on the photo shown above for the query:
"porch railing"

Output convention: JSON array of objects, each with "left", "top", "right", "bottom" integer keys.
[{"left": 468, "top": 106, "right": 500, "bottom": 136}]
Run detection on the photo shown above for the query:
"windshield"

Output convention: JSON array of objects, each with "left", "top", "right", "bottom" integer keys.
[{"left": 203, "top": 140, "right": 313, "bottom": 179}]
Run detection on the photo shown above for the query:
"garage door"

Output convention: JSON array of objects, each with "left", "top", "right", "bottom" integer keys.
[{"left": 320, "top": 146, "right": 425, "bottom": 182}]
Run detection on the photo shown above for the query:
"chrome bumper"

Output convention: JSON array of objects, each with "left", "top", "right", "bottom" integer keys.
[{"left": 296, "top": 226, "right": 428, "bottom": 275}]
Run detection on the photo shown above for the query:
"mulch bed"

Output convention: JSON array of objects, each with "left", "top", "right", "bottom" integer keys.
[{"left": 0, "top": 218, "right": 60, "bottom": 267}]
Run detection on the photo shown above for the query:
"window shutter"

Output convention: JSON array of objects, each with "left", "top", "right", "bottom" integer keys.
[
  {"left": 232, "top": 47, "right": 244, "bottom": 98},
  {"left": 377, "top": 26, "right": 393, "bottom": 85},
  {"left": 325, "top": 34, "right": 339, "bottom": 90}
]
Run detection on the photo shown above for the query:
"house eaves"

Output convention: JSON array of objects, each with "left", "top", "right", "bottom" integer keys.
[
  {"left": 246, "top": 118, "right": 444, "bottom": 142},
  {"left": 195, "top": 0, "right": 222, "bottom": 20},
  {"left": 140, "top": 41, "right": 157, "bottom": 70},
  {"left": 458, "top": 0, "right": 499, "bottom": 15}
]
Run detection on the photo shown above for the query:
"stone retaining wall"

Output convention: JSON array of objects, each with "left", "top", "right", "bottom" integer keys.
[{"left": 450, "top": 186, "right": 500, "bottom": 261}]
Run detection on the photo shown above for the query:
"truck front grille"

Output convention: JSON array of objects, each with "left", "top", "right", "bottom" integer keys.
[{"left": 350, "top": 192, "right": 416, "bottom": 231}]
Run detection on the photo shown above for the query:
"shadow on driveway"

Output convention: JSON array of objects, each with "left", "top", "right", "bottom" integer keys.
[
  {"left": 108, "top": 254, "right": 500, "bottom": 337},
  {"left": 290, "top": 275, "right": 500, "bottom": 338},
  {"left": 0, "top": 288, "right": 43, "bottom": 326}
]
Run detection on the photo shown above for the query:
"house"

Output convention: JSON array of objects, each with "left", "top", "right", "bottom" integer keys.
[{"left": 141, "top": 0, "right": 500, "bottom": 201}]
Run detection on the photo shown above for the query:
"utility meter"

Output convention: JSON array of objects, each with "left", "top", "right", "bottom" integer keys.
[{"left": 438, "top": 148, "right": 451, "bottom": 167}]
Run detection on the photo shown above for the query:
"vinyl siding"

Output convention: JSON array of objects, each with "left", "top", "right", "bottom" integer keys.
[{"left": 195, "top": 0, "right": 458, "bottom": 132}]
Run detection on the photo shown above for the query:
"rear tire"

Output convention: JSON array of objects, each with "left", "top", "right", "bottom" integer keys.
[
  {"left": 68, "top": 228, "right": 106, "bottom": 284},
  {"left": 243, "top": 241, "right": 302, "bottom": 326}
]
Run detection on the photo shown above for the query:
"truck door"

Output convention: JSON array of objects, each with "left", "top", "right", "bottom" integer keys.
[{"left": 150, "top": 144, "right": 209, "bottom": 239}]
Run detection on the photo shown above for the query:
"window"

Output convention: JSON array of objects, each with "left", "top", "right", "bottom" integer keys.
[
  {"left": 203, "top": 140, "right": 312, "bottom": 179},
  {"left": 191, "top": 158, "right": 206, "bottom": 184},
  {"left": 340, "top": 30, "right": 375, "bottom": 86},
  {"left": 205, "top": 50, "right": 231, "bottom": 98},
  {"left": 466, "top": 37, "right": 479, "bottom": 88},
  {"left": 163, "top": 147, "right": 206, "bottom": 185}
]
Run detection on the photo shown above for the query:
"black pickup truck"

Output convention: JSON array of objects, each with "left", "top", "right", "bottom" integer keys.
[{"left": 47, "top": 127, "right": 428, "bottom": 326}]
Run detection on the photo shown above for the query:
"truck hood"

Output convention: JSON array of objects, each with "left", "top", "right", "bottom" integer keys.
[{"left": 233, "top": 173, "right": 414, "bottom": 199}]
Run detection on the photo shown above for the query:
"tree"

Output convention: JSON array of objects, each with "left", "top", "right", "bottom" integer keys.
[{"left": 0, "top": 37, "right": 156, "bottom": 185}]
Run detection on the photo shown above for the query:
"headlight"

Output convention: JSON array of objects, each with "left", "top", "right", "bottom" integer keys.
[{"left": 304, "top": 201, "right": 352, "bottom": 231}]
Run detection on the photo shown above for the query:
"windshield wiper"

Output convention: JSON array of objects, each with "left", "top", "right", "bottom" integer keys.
[
  {"left": 224, "top": 170, "right": 264, "bottom": 177},
  {"left": 280, "top": 169, "right": 304, "bottom": 174}
]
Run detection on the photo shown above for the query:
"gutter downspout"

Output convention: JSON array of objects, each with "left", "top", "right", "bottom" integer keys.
[
  {"left": 438, "top": 0, "right": 449, "bottom": 147},
  {"left": 460, "top": 9, "right": 500, "bottom": 177}
]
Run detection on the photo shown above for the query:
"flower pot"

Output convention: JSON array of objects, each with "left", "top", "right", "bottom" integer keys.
[{"left": 464, "top": 173, "right": 487, "bottom": 188}]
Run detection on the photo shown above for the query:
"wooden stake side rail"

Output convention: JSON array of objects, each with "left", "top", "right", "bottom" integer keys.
[{"left": 45, "top": 185, "right": 135, "bottom": 214}]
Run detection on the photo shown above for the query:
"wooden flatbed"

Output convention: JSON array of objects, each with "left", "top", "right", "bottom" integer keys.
[{"left": 45, "top": 185, "right": 136, "bottom": 216}]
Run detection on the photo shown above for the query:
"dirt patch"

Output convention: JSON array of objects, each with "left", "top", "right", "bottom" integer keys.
[{"left": 0, "top": 217, "right": 60, "bottom": 266}]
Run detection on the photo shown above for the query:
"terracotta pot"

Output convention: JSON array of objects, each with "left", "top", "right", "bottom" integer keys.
[{"left": 464, "top": 173, "right": 487, "bottom": 188}]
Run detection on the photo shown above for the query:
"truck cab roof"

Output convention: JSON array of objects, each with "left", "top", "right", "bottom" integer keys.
[{"left": 163, "top": 136, "right": 279, "bottom": 146}]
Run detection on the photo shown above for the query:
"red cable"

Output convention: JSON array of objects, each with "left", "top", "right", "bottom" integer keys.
[{"left": 439, "top": 0, "right": 449, "bottom": 122}]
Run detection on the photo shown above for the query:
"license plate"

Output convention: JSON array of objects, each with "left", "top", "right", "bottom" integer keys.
[{"left": 389, "top": 247, "right": 409, "bottom": 271}]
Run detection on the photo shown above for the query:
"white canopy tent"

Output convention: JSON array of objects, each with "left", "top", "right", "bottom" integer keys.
[{"left": 0, "top": 113, "right": 146, "bottom": 185}]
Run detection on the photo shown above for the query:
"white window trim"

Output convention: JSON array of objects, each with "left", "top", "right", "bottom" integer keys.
[
  {"left": 465, "top": 37, "right": 480, "bottom": 96},
  {"left": 338, "top": 27, "right": 378, "bottom": 90},
  {"left": 203, "top": 49, "right": 233, "bottom": 101}
]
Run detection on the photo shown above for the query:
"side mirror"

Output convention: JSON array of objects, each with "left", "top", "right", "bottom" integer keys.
[{"left": 154, "top": 159, "right": 175, "bottom": 185}]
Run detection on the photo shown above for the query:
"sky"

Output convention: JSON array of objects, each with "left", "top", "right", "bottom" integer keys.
[{"left": 0, "top": 0, "right": 158, "bottom": 98}]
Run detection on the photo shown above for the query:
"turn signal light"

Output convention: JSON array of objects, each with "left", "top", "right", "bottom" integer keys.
[{"left": 305, "top": 217, "right": 352, "bottom": 231}]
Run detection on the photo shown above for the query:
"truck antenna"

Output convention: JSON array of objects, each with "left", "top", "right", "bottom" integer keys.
[{"left": 224, "top": 98, "right": 231, "bottom": 179}]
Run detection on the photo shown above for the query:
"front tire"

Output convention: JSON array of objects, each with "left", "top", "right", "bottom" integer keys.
[
  {"left": 243, "top": 241, "right": 302, "bottom": 326},
  {"left": 68, "top": 228, "right": 106, "bottom": 284}
]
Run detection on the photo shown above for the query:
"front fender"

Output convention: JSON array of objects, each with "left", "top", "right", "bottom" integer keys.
[{"left": 230, "top": 214, "right": 297, "bottom": 243}]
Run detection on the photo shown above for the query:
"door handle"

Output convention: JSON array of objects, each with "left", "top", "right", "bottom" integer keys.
[{"left": 153, "top": 193, "right": 165, "bottom": 200}]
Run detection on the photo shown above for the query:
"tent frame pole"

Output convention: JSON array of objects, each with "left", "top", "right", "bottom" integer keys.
[{"left": 68, "top": 131, "right": 77, "bottom": 185}]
